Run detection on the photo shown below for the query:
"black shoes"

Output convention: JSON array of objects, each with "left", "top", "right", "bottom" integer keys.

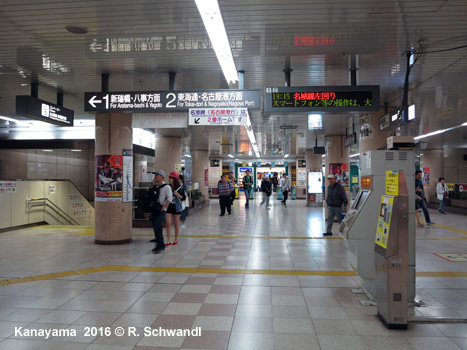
[
  {"left": 323, "top": 232, "right": 333, "bottom": 236},
  {"left": 152, "top": 247, "right": 165, "bottom": 254},
  {"left": 228, "top": 212, "right": 232, "bottom": 215},
  {"left": 150, "top": 239, "right": 156, "bottom": 242}
]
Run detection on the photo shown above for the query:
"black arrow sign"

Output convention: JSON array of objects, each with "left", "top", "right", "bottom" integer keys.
[{"left": 194, "top": 118, "right": 200, "bottom": 124}]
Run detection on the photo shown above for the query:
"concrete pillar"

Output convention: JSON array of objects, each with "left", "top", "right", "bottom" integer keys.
[
  {"left": 306, "top": 150, "right": 322, "bottom": 171},
  {"left": 154, "top": 137, "right": 182, "bottom": 174},
  {"left": 420, "top": 150, "right": 443, "bottom": 204},
  {"left": 359, "top": 113, "right": 392, "bottom": 153},
  {"left": 192, "top": 151, "right": 209, "bottom": 199},
  {"left": 95, "top": 112, "right": 133, "bottom": 245}
]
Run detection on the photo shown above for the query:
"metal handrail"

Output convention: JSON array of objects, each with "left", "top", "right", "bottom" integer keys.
[{"left": 26, "top": 198, "right": 79, "bottom": 225}]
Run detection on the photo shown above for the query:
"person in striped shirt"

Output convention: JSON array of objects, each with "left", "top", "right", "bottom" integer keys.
[{"left": 218, "top": 175, "right": 234, "bottom": 216}]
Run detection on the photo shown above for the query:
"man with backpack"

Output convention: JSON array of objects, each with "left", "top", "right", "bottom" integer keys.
[{"left": 143, "top": 170, "right": 173, "bottom": 254}]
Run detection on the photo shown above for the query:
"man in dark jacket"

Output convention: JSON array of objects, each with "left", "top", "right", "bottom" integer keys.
[{"left": 324, "top": 174, "right": 348, "bottom": 236}]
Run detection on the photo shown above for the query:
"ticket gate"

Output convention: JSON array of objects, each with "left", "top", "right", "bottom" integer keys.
[
  {"left": 374, "top": 171, "right": 409, "bottom": 329},
  {"left": 339, "top": 150, "right": 415, "bottom": 300}
]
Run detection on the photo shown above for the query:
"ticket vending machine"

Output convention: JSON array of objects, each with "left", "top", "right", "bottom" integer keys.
[
  {"left": 339, "top": 150, "right": 415, "bottom": 300},
  {"left": 374, "top": 171, "right": 409, "bottom": 329},
  {"left": 306, "top": 170, "right": 324, "bottom": 207}
]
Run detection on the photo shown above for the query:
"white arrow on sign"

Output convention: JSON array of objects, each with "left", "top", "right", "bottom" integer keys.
[
  {"left": 88, "top": 96, "right": 102, "bottom": 108},
  {"left": 90, "top": 40, "right": 103, "bottom": 52}
]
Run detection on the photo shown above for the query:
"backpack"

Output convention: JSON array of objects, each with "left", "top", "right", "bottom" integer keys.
[{"left": 142, "top": 184, "right": 167, "bottom": 214}]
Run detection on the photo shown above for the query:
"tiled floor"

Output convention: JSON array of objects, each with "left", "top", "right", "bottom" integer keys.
[{"left": 1, "top": 196, "right": 467, "bottom": 349}]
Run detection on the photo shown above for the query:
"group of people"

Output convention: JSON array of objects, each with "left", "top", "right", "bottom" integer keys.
[
  {"left": 217, "top": 171, "right": 291, "bottom": 215},
  {"left": 143, "top": 170, "right": 187, "bottom": 254}
]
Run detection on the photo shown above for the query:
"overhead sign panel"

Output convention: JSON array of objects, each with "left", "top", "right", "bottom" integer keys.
[
  {"left": 189, "top": 108, "right": 248, "bottom": 126},
  {"left": 85, "top": 90, "right": 260, "bottom": 112},
  {"left": 264, "top": 86, "right": 380, "bottom": 113},
  {"left": 16, "top": 96, "right": 74, "bottom": 126}
]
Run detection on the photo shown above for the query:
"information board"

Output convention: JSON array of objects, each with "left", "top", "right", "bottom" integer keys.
[
  {"left": 385, "top": 171, "right": 399, "bottom": 196},
  {"left": 85, "top": 90, "right": 260, "bottom": 112},
  {"left": 264, "top": 86, "right": 379, "bottom": 113},
  {"left": 16, "top": 95, "right": 74, "bottom": 126},
  {"left": 189, "top": 108, "right": 248, "bottom": 126}
]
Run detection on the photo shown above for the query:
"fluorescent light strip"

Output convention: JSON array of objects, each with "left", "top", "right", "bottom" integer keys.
[
  {"left": 194, "top": 0, "right": 238, "bottom": 84},
  {"left": 350, "top": 153, "right": 360, "bottom": 158},
  {"left": 414, "top": 129, "right": 445, "bottom": 140},
  {"left": 0, "top": 116, "right": 33, "bottom": 127},
  {"left": 228, "top": 154, "right": 234, "bottom": 158}
]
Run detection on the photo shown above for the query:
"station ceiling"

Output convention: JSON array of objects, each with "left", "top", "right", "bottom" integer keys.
[{"left": 0, "top": 0, "right": 466, "bottom": 158}]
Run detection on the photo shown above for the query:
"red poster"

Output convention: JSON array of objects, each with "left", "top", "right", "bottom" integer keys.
[
  {"left": 422, "top": 167, "right": 430, "bottom": 187},
  {"left": 95, "top": 155, "right": 123, "bottom": 202},
  {"left": 329, "top": 163, "right": 349, "bottom": 191}
]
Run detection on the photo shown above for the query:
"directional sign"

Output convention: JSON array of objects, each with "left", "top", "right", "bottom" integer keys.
[
  {"left": 189, "top": 108, "right": 248, "bottom": 126},
  {"left": 85, "top": 90, "right": 260, "bottom": 112},
  {"left": 264, "top": 86, "right": 380, "bottom": 113},
  {"left": 16, "top": 96, "right": 74, "bottom": 126}
]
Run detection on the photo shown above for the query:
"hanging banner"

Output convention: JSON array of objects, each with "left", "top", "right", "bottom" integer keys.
[
  {"left": 329, "top": 163, "right": 350, "bottom": 191},
  {"left": 95, "top": 155, "right": 123, "bottom": 202},
  {"left": 204, "top": 167, "right": 209, "bottom": 187},
  {"left": 122, "top": 149, "right": 133, "bottom": 203}
]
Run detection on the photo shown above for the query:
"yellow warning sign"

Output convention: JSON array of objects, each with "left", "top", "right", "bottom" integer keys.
[
  {"left": 385, "top": 170, "right": 399, "bottom": 196},
  {"left": 434, "top": 253, "right": 467, "bottom": 262}
]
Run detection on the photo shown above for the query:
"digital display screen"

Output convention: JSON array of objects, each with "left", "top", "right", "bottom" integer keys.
[
  {"left": 308, "top": 172, "right": 323, "bottom": 194},
  {"left": 354, "top": 190, "right": 370, "bottom": 210},
  {"left": 265, "top": 86, "right": 380, "bottom": 113}
]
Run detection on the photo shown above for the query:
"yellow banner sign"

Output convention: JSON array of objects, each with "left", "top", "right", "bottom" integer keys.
[{"left": 385, "top": 170, "right": 399, "bottom": 196}]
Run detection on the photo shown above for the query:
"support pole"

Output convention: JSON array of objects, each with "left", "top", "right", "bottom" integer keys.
[{"left": 169, "top": 71, "right": 176, "bottom": 91}]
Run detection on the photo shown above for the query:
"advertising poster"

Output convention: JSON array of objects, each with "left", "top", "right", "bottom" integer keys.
[
  {"left": 422, "top": 167, "right": 430, "bottom": 187},
  {"left": 204, "top": 167, "right": 209, "bottom": 187},
  {"left": 329, "top": 163, "right": 349, "bottom": 190},
  {"left": 122, "top": 149, "right": 133, "bottom": 203},
  {"left": 95, "top": 155, "right": 123, "bottom": 202},
  {"left": 298, "top": 169, "right": 307, "bottom": 186}
]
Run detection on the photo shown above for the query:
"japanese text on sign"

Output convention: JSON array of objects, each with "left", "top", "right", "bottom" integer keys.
[
  {"left": 85, "top": 90, "right": 260, "bottom": 112},
  {"left": 0, "top": 181, "right": 16, "bottom": 193},
  {"left": 385, "top": 171, "right": 399, "bottom": 196},
  {"left": 189, "top": 108, "right": 248, "bottom": 126}
]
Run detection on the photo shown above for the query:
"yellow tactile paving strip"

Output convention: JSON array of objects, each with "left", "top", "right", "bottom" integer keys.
[{"left": 1, "top": 266, "right": 467, "bottom": 286}]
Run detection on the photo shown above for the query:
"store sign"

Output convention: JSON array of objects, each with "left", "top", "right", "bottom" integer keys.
[
  {"left": 189, "top": 108, "right": 248, "bottom": 126},
  {"left": 122, "top": 149, "right": 133, "bottom": 203},
  {"left": 264, "top": 86, "right": 380, "bottom": 113},
  {"left": 85, "top": 90, "right": 260, "bottom": 112},
  {"left": 16, "top": 96, "right": 74, "bottom": 126}
]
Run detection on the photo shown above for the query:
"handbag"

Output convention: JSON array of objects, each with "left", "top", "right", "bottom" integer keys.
[
  {"left": 174, "top": 186, "right": 184, "bottom": 212},
  {"left": 443, "top": 192, "right": 450, "bottom": 205}
]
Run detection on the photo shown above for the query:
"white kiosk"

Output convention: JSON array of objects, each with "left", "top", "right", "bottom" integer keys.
[
  {"left": 340, "top": 150, "right": 415, "bottom": 300},
  {"left": 306, "top": 170, "right": 324, "bottom": 207}
]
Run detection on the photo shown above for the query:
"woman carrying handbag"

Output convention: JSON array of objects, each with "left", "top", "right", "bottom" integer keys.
[{"left": 165, "top": 171, "right": 186, "bottom": 246}]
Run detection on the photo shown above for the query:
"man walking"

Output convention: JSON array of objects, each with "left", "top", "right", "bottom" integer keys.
[
  {"left": 218, "top": 175, "right": 234, "bottom": 216},
  {"left": 323, "top": 174, "right": 348, "bottom": 236},
  {"left": 415, "top": 170, "right": 435, "bottom": 225},
  {"left": 144, "top": 170, "right": 173, "bottom": 254},
  {"left": 260, "top": 176, "right": 272, "bottom": 209},
  {"left": 242, "top": 169, "right": 253, "bottom": 209},
  {"left": 280, "top": 173, "right": 290, "bottom": 208}
]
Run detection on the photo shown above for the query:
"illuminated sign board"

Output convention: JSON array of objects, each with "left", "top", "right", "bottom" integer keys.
[
  {"left": 189, "top": 108, "right": 248, "bottom": 126},
  {"left": 85, "top": 90, "right": 260, "bottom": 112},
  {"left": 16, "top": 96, "right": 74, "bottom": 126},
  {"left": 408, "top": 104, "right": 415, "bottom": 121},
  {"left": 264, "top": 86, "right": 379, "bottom": 113}
]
